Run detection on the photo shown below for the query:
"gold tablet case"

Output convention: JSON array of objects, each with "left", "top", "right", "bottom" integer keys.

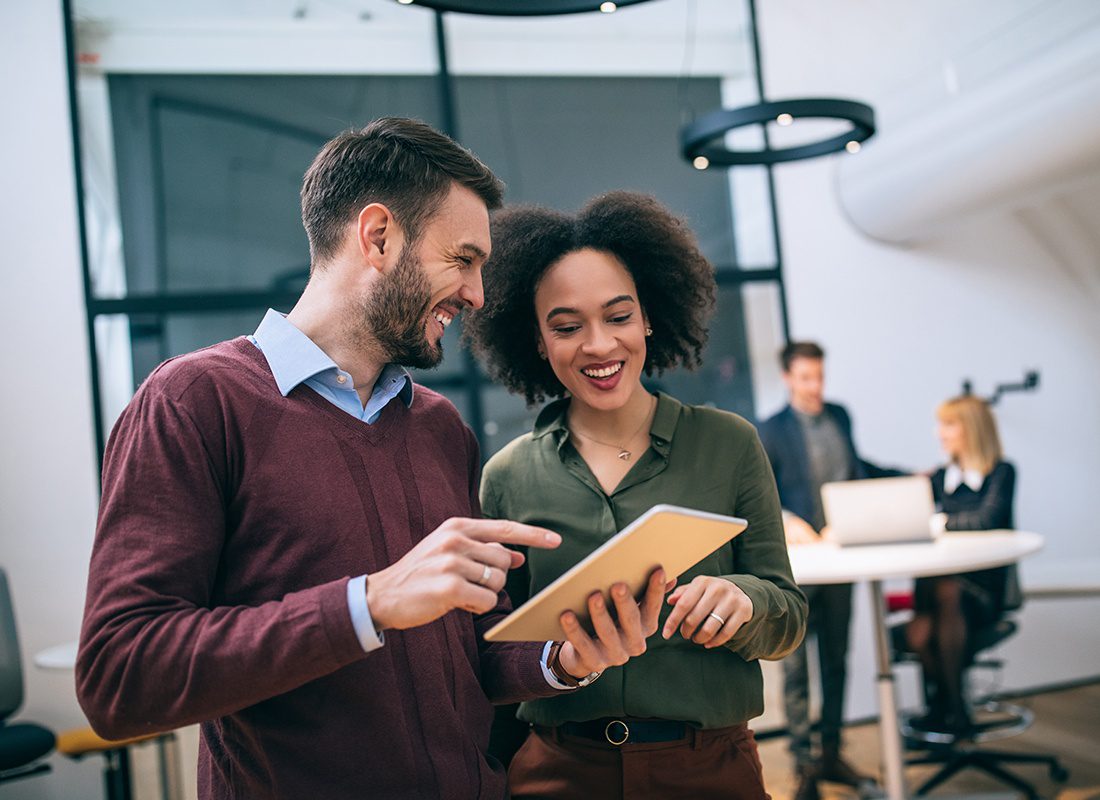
[{"left": 483, "top": 504, "right": 747, "bottom": 642}]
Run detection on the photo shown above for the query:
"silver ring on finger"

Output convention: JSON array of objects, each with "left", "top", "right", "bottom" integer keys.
[
  {"left": 707, "top": 611, "right": 726, "bottom": 626},
  {"left": 476, "top": 563, "right": 493, "bottom": 586}
]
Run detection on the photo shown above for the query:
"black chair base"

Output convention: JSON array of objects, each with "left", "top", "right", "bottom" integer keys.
[
  {"left": 902, "top": 702, "right": 1070, "bottom": 798},
  {"left": 891, "top": 612, "right": 1071, "bottom": 798},
  {"left": 901, "top": 700, "right": 1034, "bottom": 748},
  {"left": 908, "top": 744, "right": 1069, "bottom": 799},
  {"left": 0, "top": 720, "right": 56, "bottom": 786}
]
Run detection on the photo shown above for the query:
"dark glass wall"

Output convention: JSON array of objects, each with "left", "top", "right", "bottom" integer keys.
[{"left": 98, "top": 73, "right": 756, "bottom": 457}]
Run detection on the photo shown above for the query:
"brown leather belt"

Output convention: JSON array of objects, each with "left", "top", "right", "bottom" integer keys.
[{"left": 538, "top": 718, "right": 747, "bottom": 748}]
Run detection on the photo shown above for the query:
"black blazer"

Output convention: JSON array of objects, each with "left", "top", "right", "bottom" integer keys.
[{"left": 758, "top": 402, "right": 903, "bottom": 528}]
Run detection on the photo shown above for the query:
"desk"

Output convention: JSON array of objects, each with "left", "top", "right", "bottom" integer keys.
[
  {"left": 34, "top": 641, "right": 79, "bottom": 671},
  {"left": 788, "top": 531, "right": 1043, "bottom": 800}
]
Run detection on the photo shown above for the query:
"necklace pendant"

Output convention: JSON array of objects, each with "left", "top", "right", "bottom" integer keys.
[{"left": 617, "top": 450, "right": 631, "bottom": 461}]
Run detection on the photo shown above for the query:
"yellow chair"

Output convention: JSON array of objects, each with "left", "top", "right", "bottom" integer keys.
[
  {"left": 57, "top": 726, "right": 178, "bottom": 800},
  {"left": 0, "top": 568, "right": 55, "bottom": 787}
]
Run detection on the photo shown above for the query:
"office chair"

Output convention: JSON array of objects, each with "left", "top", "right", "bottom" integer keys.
[
  {"left": 0, "top": 567, "right": 57, "bottom": 786},
  {"left": 889, "top": 592, "right": 1070, "bottom": 800},
  {"left": 1, "top": 566, "right": 179, "bottom": 800}
]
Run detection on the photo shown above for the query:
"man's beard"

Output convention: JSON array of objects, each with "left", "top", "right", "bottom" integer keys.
[{"left": 357, "top": 243, "right": 444, "bottom": 370}]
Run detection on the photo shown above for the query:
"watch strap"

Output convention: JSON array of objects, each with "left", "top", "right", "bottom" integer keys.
[{"left": 548, "top": 641, "right": 601, "bottom": 688}]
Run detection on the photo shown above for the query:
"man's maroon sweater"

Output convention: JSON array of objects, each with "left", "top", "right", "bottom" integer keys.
[{"left": 76, "top": 338, "right": 554, "bottom": 799}]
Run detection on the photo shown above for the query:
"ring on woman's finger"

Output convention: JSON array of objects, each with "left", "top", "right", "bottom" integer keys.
[
  {"left": 476, "top": 563, "right": 493, "bottom": 586},
  {"left": 707, "top": 611, "right": 726, "bottom": 626}
]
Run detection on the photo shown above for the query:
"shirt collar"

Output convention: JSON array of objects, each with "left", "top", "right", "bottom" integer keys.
[
  {"left": 649, "top": 391, "right": 681, "bottom": 449},
  {"left": 251, "top": 309, "right": 413, "bottom": 406},
  {"left": 531, "top": 397, "right": 569, "bottom": 441},
  {"left": 375, "top": 363, "right": 415, "bottom": 408},
  {"left": 531, "top": 391, "right": 681, "bottom": 454},
  {"left": 944, "top": 462, "right": 984, "bottom": 494}
]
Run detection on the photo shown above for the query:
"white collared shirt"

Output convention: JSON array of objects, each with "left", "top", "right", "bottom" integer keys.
[
  {"left": 250, "top": 308, "right": 413, "bottom": 423},
  {"left": 944, "top": 462, "right": 985, "bottom": 494}
]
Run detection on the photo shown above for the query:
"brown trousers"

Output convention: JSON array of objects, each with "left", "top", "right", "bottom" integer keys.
[{"left": 508, "top": 723, "right": 770, "bottom": 800}]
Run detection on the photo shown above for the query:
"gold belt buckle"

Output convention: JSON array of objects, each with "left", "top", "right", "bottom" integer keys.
[{"left": 604, "top": 719, "right": 630, "bottom": 746}]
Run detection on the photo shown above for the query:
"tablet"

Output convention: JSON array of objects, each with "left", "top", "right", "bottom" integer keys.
[{"left": 483, "top": 504, "right": 747, "bottom": 642}]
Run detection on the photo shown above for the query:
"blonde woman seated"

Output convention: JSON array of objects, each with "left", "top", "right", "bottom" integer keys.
[
  {"left": 908, "top": 395, "right": 1017, "bottom": 736},
  {"left": 464, "top": 192, "right": 806, "bottom": 800}
]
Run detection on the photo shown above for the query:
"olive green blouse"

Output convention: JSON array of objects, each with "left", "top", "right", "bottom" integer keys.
[{"left": 480, "top": 392, "right": 807, "bottom": 729}]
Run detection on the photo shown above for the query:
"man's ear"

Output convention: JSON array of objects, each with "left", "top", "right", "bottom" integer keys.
[{"left": 356, "top": 202, "right": 402, "bottom": 273}]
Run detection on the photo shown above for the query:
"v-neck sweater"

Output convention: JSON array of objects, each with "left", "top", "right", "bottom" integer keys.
[{"left": 77, "top": 337, "right": 554, "bottom": 800}]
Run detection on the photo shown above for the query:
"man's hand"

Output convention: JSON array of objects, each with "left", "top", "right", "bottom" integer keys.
[
  {"left": 555, "top": 568, "right": 672, "bottom": 679},
  {"left": 661, "top": 575, "right": 754, "bottom": 649},
  {"left": 366, "top": 518, "right": 561, "bottom": 631},
  {"left": 783, "top": 513, "right": 820, "bottom": 545}
]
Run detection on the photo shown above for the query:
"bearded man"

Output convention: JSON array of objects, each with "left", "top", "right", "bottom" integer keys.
[{"left": 77, "top": 118, "right": 665, "bottom": 800}]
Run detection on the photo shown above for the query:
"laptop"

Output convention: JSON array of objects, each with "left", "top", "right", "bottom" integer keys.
[{"left": 821, "top": 475, "right": 936, "bottom": 546}]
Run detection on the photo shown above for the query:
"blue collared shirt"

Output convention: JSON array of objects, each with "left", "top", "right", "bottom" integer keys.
[
  {"left": 251, "top": 308, "right": 413, "bottom": 424},
  {"left": 250, "top": 309, "right": 413, "bottom": 655}
]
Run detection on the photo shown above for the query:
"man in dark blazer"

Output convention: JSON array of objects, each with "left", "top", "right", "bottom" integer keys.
[{"left": 759, "top": 341, "right": 902, "bottom": 800}]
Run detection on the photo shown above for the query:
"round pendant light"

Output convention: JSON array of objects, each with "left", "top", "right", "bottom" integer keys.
[
  {"left": 680, "top": 0, "right": 876, "bottom": 168},
  {"left": 680, "top": 98, "right": 875, "bottom": 167},
  {"left": 392, "top": 0, "right": 655, "bottom": 15}
]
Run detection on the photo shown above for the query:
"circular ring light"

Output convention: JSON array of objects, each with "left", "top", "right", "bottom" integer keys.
[
  {"left": 681, "top": 98, "right": 875, "bottom": 167},
  {"left": 394, "top": 0, "right": 655, "bottom": 15}
]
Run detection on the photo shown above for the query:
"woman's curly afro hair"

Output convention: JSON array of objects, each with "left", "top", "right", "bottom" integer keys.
[{"left": 463, "top": 191, "right": 717, "bottom": 406}]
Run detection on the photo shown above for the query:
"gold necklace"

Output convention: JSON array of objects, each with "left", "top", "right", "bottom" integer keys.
[{"left": 569, "top": 397, "right": 656, "bottom": 461}]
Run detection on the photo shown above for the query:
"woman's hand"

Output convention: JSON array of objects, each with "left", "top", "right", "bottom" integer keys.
[
  {"left": 555, "top": 568, "right": 673, "bottom": 679},
  {"left": 662, "top": 575, "right": 754, "bottom": 649}
]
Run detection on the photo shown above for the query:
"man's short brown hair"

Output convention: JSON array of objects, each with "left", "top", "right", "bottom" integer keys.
[
  {"left": 780, "top": 341, "right": 825, "bottom": 372},
  {"left": 300, "top": 117, "right": 504, "bottom": 266}
]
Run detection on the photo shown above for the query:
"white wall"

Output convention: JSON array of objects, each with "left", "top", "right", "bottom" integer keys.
[
  {"left": 0, "top": 3, "right": 107, "bottom": 799},
  {"left": 2, "top": 12, "right": 200, "bottom": 800},
  {"left": 754, "top": 0, "right": 1100, "bottom": 719}
]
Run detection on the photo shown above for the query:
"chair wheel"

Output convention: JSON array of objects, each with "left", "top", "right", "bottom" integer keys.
[{"left": 1050, "top": 764, "right": 1069, "bottom": 782}]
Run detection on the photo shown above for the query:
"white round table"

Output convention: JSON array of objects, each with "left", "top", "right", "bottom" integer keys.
[
  {"left": 787, "top": 531, "right": 1043, "bottom": 800},
  {"left": 34, "top": 640, "right": 78, "bottom": 670}
]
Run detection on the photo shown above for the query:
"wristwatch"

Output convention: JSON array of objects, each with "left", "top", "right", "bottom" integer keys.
[{"left": 547, "top": 642, "right": 602, "bottom": 688}]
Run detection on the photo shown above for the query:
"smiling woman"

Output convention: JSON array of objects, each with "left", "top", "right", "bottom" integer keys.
[{"left": 463, "top": 192, "right": 807, "bottom": 800}]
